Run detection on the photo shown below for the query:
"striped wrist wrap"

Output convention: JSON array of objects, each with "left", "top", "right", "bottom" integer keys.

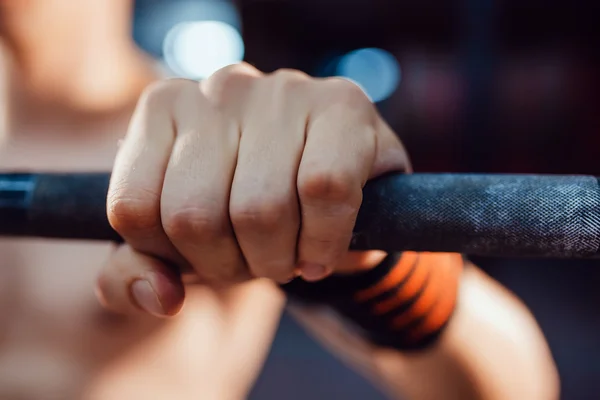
[{"left": 282, "top": 252, "right": 464, "bottom": 350}]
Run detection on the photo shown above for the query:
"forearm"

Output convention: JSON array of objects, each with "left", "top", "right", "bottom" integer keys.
[{"left": 288, "top": 263, "right": 560, "bottom": 400}]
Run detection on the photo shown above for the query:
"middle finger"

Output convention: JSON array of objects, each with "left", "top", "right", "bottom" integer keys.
[
  {"left": 160, "top": 83, "right": 248, "bottom": 283},
  {"left": 229, "top": 71, "right": 310, "bottom": 283}
]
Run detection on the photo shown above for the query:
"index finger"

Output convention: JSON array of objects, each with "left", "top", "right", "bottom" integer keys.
[{"left": 107, "top": 79, "right": 186, "bottom": 264}]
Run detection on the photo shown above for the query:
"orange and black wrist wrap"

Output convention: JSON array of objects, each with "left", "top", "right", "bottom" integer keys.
[{"left": 282, "top": 252, "right": 464, "bottom": 350}]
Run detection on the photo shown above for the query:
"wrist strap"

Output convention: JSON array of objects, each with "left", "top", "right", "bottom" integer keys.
[{"left": 281, "top": 252, "right": 464, "bottom": 350}]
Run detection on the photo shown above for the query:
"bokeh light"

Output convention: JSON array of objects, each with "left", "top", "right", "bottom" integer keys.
[
  {"left": 134, "top": 0, "right": 242, "bottom": 57},
  {"left": 335, "top": 48, "right": 401, "bottom": 102},
  {"left": 163, "top": 20, "right": 245, "bottom": 79}
]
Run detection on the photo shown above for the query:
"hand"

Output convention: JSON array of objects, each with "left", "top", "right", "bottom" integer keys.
[{"left": 96, "top": 63, "right": 409, "bottom": 317}]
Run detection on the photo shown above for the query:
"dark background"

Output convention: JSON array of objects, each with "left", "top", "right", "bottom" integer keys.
[{"left": 133, "top": 1, "right": 600, "bottom": 398}]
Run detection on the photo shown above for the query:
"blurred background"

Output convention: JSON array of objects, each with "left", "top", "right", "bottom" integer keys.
[{"left": 128, "top": 0, "right": 599, "bottom": 398}]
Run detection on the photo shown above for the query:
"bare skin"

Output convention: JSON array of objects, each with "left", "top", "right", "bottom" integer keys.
[
  {"left": 0, "top": 1, "right": 559, "bottom": 399},
  {"left": 0, "top": 7, "right": 284, "bottom": 397}
]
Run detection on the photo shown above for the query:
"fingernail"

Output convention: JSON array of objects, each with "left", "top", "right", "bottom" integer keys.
[
  {"left": 299, "top": 262, "right": 330, "bottom": 282},
  {"left": 131, "top": 279, "right": 165, "bottom": 317}
]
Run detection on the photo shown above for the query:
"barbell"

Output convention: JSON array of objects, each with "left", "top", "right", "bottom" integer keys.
[{"left": 1, "top": 172, "right": 598, "bottom": 258}]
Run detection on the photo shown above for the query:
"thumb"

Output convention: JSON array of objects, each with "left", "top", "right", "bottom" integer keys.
[{"left": 96, "top": 245, "right": 185, "bottom": 317}]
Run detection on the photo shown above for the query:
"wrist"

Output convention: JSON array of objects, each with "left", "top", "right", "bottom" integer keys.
[{"left": 282, "top": 252, "right": 464, "bottom": 351}]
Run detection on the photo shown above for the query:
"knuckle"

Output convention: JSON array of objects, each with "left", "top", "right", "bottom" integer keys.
[
  {"left": 273, "top": 74, "right": 309, "bottom": 102},
  {"left": 206, "top": 62, "right": 259, "bottom": 105},
  {"left": 140, "top": 80, "right": 173, "bottom": 102},
  {"left": 271, "top": 68, "right": 309, "bottom": 89},
  {"left": 162, "top": 207, "right": 226, "bottom": 243},
  {"left": 95, "top": 273, "right": 110, "bottom": 297},
  {"left": 139, "top": 78, "right": 196, "bottom": 109},
  {"left": 298, "top": 169, "right": 357, "bottom": 204},
  {"left": 107, "top": 187, "right": 161, "bottom": 235},
  {"left": 173, "top": 82, "right": 205, "bottom": 110},
  {"left": 95, "top": 273, "right": 117, "bottom": 308},
  {"left": 325, "top": 77, "right": 372, "bottom": 107},
  {"left": 230, "top": 198, "right": 290, "bottom": 232},
  {"left": 136, "top": 79, "right": 204, "bottom": 122},
  {"left": 214, "top": 61, "right": 258, "bottom": 77}
]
